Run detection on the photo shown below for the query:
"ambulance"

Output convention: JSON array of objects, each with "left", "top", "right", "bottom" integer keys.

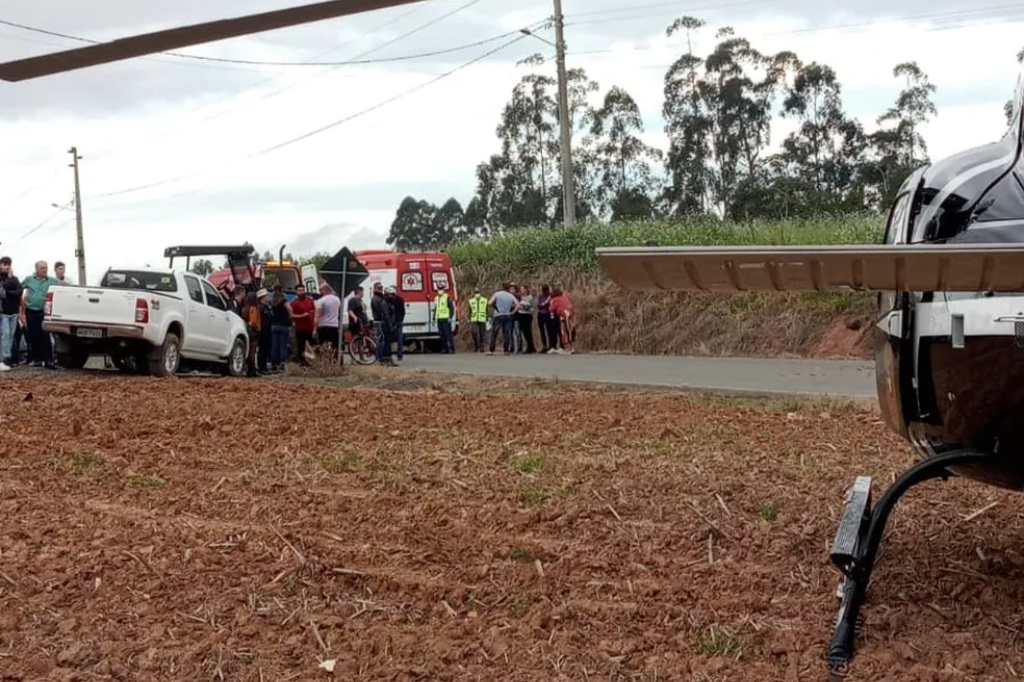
[{"left": 353, "top": 249, "right": 459, "bottom": 352}]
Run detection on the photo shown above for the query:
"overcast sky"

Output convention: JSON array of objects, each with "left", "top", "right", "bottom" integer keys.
[{"left": 0, "top": 0, "right": 1020, "bottom": 282}]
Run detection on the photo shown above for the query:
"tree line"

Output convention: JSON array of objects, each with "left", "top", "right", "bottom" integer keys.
[{"left": 386, "top": 17, "right": 1024, "bottom": 250}]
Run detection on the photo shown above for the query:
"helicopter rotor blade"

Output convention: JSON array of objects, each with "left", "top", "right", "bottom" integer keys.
[
  {"left": 596, "top": 244, "right": 1024, "bottom": 293},
  {"left": 0, "top": 0, "right": 429, "bottom": 82}
]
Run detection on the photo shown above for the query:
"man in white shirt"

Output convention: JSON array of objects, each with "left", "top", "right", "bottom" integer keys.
[
  {"left": 314, "top": 281, "right": 343, "bottom": 362},
  {"left": 54, "top": 261, "right": 74, "bottom": 286}
]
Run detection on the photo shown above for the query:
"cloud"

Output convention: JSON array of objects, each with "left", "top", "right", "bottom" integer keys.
[
  {"left": 0, "top": 1, "right": 1020, "bottom": 282},
  {"left": 276, "top": 223, "right": 389, "bottom": 257}
]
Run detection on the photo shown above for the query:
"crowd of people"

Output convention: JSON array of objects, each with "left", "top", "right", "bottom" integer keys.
[
  {"left": 227, "top": 280, "right": 345, "bottom": 376},
  {"left": 0, "top": 258, "right": 578, "bottom": 375},
  {"left": 227, "top": 278, "right": 415, "bottom": 373},
  {"left": 344, "top": 280, "right": 411, "bottom": 366},
  {"left": 0, "top": 259, "right": 75, "bottom": 371},
  {"left": 465, "top": 282, "right": 576, "bottom": 356},
  {"left": 352, "top": 279, "right": 578, "bottom": 365}
]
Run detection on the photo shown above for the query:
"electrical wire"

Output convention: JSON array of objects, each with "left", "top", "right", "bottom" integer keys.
[
  {"left": 0, "top": 166, "right": 64, "bottom": 210},
  {"left": 82, "top": 3, "right": 998, "bottom": 204},
  {"left": 80, "top": 3, "right": 430, "bottom": 165},
  {"left": 0, "top": 13, "right": 520, "bottom": 67},
  {"left": 0, "top": 26, "right": 276, "bottom": 75},
  {"left": 3, "top": 1, "right": 517, "bottom": 209},
  {"left": 87, "top": 33, "right": 530, "bottom": 203},
  {"left": 254, "top": 33, "right": 528, "bottom": 156},
  {"left": 13, "top": 203, "right": 72, "bottom": 244},
  {"left": 79, "top": 0, "right": 499, "bottom": 168}
]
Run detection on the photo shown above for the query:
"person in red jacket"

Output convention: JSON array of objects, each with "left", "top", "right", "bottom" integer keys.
[
  {"left": 288, "top": 283, "right": 316, "bottom": 365},
  {"left": 548, "top": 288, "right": 575, "bottom": 355}
]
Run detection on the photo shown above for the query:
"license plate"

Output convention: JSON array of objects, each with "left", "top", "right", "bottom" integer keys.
[{"left": 75, "top": 327, "right": 104, "bottom": 338}]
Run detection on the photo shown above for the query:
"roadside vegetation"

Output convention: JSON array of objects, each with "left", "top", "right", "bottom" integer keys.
[{"left": 446, "top": 215, "right": 880, "bottom": 359}]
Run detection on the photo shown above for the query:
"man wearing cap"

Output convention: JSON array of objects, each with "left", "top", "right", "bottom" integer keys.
[{"left": 253, "top": 288, "right": 273, "bottom": 374}]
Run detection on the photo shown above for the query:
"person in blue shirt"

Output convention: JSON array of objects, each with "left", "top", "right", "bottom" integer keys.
[{"left": 487, "top": 283, "right": 519, "bottom": 356}]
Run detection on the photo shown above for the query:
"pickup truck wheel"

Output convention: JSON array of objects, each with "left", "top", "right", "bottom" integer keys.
[
  {"left": 222, "top": 337, "right": 247, "bottom": 377},
  {"left": 148, "top": 333, "right": 181, "bottom": 377}
]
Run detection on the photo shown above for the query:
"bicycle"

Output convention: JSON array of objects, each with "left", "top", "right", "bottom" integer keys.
[{"left": 344, "top": 323, "right": 378, "bottom": 365}]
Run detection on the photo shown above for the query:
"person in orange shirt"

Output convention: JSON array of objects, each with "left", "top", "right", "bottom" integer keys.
[
  {"left": 548, "top": 287, "right": 575, "bottom": 355},
  {"left": 243, "top": 290, "right": 262, "bottom": 376}
]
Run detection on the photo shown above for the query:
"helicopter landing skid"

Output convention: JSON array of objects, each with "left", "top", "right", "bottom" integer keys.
[{"left": 826, "top": 448, "right": 992, "bottom": 673}]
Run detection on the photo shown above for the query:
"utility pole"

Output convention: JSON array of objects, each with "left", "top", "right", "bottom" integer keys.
[
  {"left": 552, "top": 0, "right": 575, "bottom": 228},
  {"left": 68, "top": 147, "right": 86, "bottom": 284}
]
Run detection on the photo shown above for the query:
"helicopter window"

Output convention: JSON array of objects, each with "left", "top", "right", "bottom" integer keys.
[
  {"left": 1009, "top": 65, "right": 1023, "bottom": 137},
  {"left": 884, "top": 192, "right": 911, "bottom": 244}
]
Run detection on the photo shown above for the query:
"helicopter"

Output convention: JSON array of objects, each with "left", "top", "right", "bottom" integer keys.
[
  {"left": 596, "top": 66, "right": 1024, "bottom": 671},
  {"left": 3, "top": 2, "right": 1024, "bottom": 675}
]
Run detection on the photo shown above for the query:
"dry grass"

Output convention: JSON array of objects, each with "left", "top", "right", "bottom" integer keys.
[{"left": 453, "top": 265, "right": 875, "bottom": 358}]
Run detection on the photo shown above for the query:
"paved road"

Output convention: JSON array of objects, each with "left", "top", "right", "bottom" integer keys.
[
  {"left": 30, "top": 353, "right": 876, "bottom": 399},
  {"left": 397, "top": 354, "right": 877, "bottom": 398}
]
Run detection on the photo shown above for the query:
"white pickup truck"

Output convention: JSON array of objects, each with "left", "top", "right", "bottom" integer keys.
[{"left": 43, "top": 267, "right": 249, "bottom": 377}]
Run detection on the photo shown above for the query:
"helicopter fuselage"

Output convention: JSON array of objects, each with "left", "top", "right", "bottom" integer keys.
[{"left": 877, "top": 92, "right": 1024, "bottom": 488}]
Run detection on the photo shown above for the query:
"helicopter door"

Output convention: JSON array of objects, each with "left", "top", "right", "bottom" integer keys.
[{"left": 875, "top": 187, "right": 918, "bottom": 439}]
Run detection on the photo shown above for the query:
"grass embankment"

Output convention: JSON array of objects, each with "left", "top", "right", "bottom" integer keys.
[{"left": 447, "top": 214, "right": 883, "bottom": 359}]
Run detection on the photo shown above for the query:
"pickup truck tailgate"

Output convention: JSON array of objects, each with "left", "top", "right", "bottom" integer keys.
[{"left": 49, "top": 288, "right": 140, "bottom": 326}]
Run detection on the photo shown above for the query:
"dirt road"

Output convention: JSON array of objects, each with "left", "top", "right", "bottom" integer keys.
[
  {"left": 1, "top": 373, "right": 1019, "bottom": 681},
  {"left": 397, "top": 353, "right": 877, "bottom": 398}
]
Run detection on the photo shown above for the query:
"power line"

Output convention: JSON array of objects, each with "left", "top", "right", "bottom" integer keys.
[
  {"left": 0, "top": 26, "right": 275, "bottom": 75},
  {"left": 81, "top": 0, "right": 495, "bottom": 168},
  {"left": 81, "top": 3, "right": 429, "bottom": 165},
  {"left": 0, "top": 165, "right": 63, "bottom": 208},
  {"left": 87, "top": 33, "right": 530, "bottom": 203},
  {"left": 255, "top": 33, "right": 529, "bottom": 155},
  {"left": 14, "top": 201, "right": 72, "bottom": 243},
  {"left": 0, "top": 14, "right": 522, "bottom": 67}
]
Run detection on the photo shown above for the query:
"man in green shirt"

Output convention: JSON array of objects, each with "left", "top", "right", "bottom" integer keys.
[{"left": 21, "top": 260, "right": 57, "bottom": 367}]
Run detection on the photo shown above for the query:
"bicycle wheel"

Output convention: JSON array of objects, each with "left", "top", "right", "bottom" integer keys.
[{"left": 349, "top": 335, "right": 377, "bottom": 365}]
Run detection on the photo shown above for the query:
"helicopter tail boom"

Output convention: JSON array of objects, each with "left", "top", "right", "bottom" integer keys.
[{"left": 596, "top": 243, "right": 1024, "bottom": 293}]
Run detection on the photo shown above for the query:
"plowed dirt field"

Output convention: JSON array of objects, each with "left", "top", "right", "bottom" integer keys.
[{"left": 1, "top": 374, "right": 1023, "bottom": 681}]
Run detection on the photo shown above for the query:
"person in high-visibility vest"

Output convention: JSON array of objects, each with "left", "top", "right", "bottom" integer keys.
[
  {"left": 434, "top": 284, "right": 456, "bottom": 354},
  {"left": 467, "top": 288, "right": 489, "bottom": 353}
]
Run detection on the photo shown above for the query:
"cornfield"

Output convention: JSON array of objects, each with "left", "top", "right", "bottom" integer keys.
[
  {"left": 446, "top": 213, "right": 882, "bottom": 359},
  {"left": 446, "top": 213, "right": 885, "bottom": 273}
]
